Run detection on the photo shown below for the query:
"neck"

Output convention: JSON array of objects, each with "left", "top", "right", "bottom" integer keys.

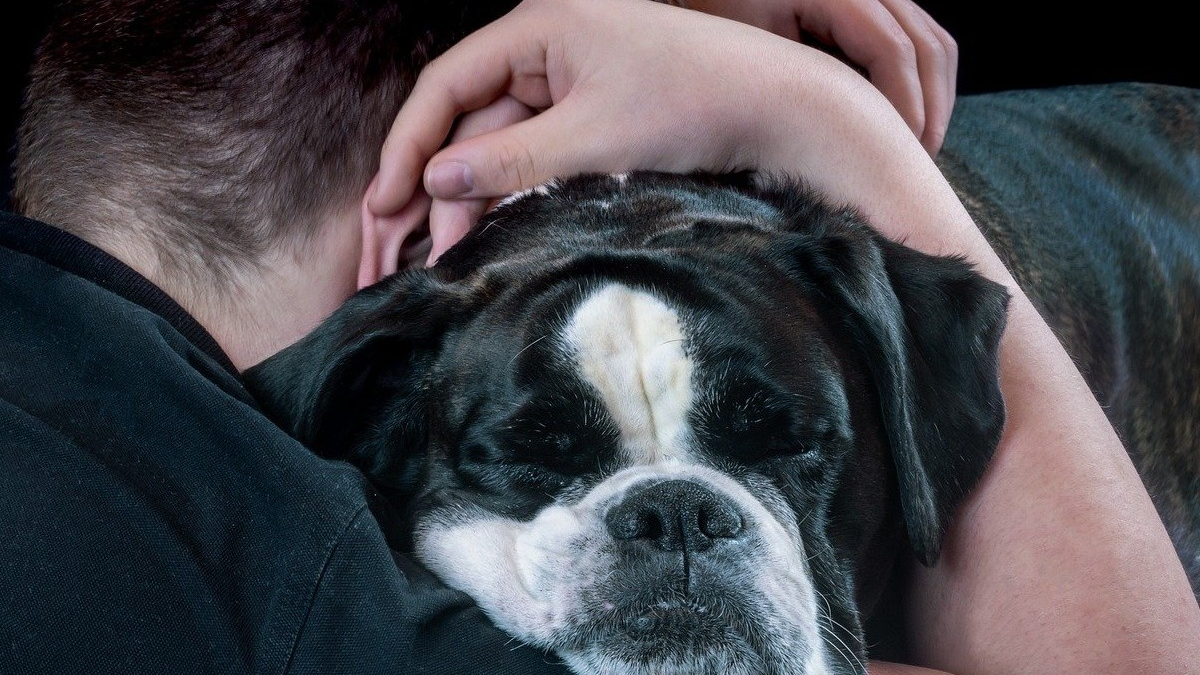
[
  {"left": 92, "top": 209, "right": 362, "bottom": 372},
  {"left": 199, "top": 244, "right": 361, "bottom": 371}
]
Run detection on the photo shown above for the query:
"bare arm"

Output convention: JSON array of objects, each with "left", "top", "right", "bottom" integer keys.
[{"left": 748, "top": 48, "right": 1200, "bottom": 672}]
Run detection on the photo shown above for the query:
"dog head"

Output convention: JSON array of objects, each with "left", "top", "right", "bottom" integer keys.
[{"left": 245, "top": 171, "right": 1008, "bottom": 675}]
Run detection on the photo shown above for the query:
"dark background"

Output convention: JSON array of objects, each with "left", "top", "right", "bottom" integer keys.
[{"left": 3, "top": 3, "right": 1197, "bottom": 212}]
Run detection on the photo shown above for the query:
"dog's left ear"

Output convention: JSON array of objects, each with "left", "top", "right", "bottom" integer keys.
[
  {"left": 786, "top": 216, "right": 1010, "bottom": 566},
  {"left": 243, "top": 271, "right": 463, "bottom": 491}
]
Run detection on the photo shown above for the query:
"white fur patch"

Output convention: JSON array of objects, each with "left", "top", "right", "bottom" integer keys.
[
  {"left": 494, "top": 178, "right": 560, "bottom": 209},
  {"left": 415, "top": 464, "right": 831, "bottom": 673},
  {"left": 494, "top": 186, "right": 536, "bottom": 209},
  {"left": 563, "top": 284, "right": 695, "bottom": 466}
]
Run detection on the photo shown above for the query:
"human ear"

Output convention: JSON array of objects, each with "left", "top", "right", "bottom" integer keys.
[{"left": 358, "top": 178, "right": 433, "bottom": 288}]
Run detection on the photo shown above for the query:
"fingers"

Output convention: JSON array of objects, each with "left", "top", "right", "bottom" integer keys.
[
  {"left": 368, "top": 6, "right": 554, "bottom": 216},
  {"left": 876, "top": 0, "right": 957, "bottom": 153},
  {"left": 423, "top": 98, "right": 616, "bottom": 200},
  {"left": 789, "top": 0, "right": 956, "bottom": 155},
  {"left": 426, "top": 95, "right": 536, "bottom": 265}
]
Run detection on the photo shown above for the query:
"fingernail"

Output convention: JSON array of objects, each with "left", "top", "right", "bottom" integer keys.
[{"left": 427, "top": 161, "right": 474, "bottom": 198}]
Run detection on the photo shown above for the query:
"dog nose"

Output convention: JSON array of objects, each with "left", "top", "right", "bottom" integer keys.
[{"left": 605, "top": 479, "right": 744, "bottom": 552}]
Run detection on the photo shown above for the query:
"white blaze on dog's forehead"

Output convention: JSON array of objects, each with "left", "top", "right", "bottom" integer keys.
[{"left": 563, "top": 284, "right": 694, "bottom": 465}]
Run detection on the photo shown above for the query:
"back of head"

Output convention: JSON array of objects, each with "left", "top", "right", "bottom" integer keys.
[{"left": 14, "top": 0, "right": 509, "bottom": 288}]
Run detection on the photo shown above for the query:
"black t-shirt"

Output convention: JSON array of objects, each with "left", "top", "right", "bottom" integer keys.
[{"left": 0, "top": 211, "right": 568, "bottom": 674}]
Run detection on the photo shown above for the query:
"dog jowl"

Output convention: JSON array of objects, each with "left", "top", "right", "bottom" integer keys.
[{"left": 246, "top": 172, "right": 1009, "bottom": 675}]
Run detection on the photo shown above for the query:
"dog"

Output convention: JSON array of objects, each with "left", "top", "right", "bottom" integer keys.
[{"left": 244, "top": 82, "right": 1200, "bottom": 674}]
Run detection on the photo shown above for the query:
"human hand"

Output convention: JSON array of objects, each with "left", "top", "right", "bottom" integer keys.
[
  {"left": 365, "top": 0, "right": 933, "bottom": 270},
  {"left": 425, "top": 96, "right": 536, "bottom": 265},
  {"left": 683, "top": 0, "right": 957, "bottom": 155}
]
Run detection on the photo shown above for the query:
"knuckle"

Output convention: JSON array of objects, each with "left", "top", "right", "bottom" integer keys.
[
  {"left": 942, "top": 31, "right": 960, "bottom": 58},
  {"left": 925, "top": 126, "right": 947, "bottom": 152},
  {"left": 415, "top": 55, "right": 468, "bottom": 107},
  {"left": 878, "top": 21, "right": 917, "bottom": 59},
  {"left": 415, "top": 54, "right": 448, "bottom": 87},
  {"left": 494, "top": 140, "right": 540, "bottom": 189},
  {"left": 889, "top": 33, "right": 918, "bottom": 63},
  {"left": 909, "top": 23, "right": 941, "bottom": 53}
]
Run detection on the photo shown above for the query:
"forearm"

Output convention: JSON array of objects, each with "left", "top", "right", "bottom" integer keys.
[
  {"left": 905, "top": 291, "right": 1200, "bottom": 674},
  {"left": 757, "top": 64, "right": 1200, "bottom": 673}
]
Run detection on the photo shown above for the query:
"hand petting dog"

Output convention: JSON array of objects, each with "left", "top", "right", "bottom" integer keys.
[{"left": 364, "top": 0, "right": 955, "bottom": 271}]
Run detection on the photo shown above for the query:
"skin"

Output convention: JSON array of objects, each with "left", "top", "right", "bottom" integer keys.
[
  {"left": 351, "top": 0, "right": 1200, "bottom": 673},
  {"left": 363, "top": 0, "right": 957, "bottom": 270},
  {"left": 685, "top": 0, "right": 957, "bottom": 153}
]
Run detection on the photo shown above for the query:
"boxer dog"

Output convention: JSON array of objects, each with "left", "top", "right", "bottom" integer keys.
[{"left": 245, "top": 82, "right": 1200, "bottom": 674}]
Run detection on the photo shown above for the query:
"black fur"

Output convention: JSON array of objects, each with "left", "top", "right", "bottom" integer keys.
[{"left": 246, "top": 171, "right": 1010, "bottom": 667}]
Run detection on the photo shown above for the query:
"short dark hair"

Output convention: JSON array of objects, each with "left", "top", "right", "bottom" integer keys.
[{"left": 14, "top": 0, "right": 510, "bottom": 284}]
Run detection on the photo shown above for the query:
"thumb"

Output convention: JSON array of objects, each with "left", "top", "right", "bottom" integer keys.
[{"left": 423, "top": 101, "right": 618, "bottom": 199}]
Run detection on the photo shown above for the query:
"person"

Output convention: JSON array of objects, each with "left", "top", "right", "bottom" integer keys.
[
  {"left": 0, "top": 6, "right": 1194, "bottom": 675},
  {"left": 4, "top": 1, "right": 1198, "bottom": 211}
]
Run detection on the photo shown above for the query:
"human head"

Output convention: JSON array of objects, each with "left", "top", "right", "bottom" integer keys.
[{"left": 14, "top": 0, "right": 508, "bottom": 297}]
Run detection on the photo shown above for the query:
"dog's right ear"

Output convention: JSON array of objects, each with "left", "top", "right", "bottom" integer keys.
[{"left": 243, "top": 271, "right": 461, "bottom": 489}]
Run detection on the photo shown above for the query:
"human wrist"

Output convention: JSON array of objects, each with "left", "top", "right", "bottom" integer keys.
[{"left": 745, "top": 52, "right": 991, "bottom": 262}]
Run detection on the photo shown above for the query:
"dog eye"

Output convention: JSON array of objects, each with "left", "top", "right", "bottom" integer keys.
[
  {"left": 459, "top": 441, "right": 501, "bottom": 466},
  {"left": 507, "top": 464, "right": 572, "bottom": 493},
  {"left": 762, "top": 425, "right": 835, "bottom": 463},
  {"left": 455, "top": 439, "right": 573, "bottom": 495},
  {"left": 507, "top": 424, "right": 614, "bottom": 477},
  {"left": 700, "top": 404, "right": 840, "bottom": 467},
  {"left": 763, "top": 435, "right": 812, "bottom": 461},
  {"left": 742, "top": 409, "right": 814, "bottom": 462}
]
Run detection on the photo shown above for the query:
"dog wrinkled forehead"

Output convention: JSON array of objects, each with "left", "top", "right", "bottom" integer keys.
[
  {"left": 434, "top": 172, "right": 790, "bottom": 277},
  {"left": 427, "top": 171, "right": 861, "bottom": 478},
  {"left": 495, "top": 172, "right": 783, "bottom": 221},
  {"left": 562, "top": 283, "right": 697, "bottom": 466}
]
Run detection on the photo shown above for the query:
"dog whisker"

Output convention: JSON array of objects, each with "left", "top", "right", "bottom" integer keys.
[
  {"left": 813, "top": 587, "right": 865, "bottom": 672},
  {"left": 509, "top": 334, "right": 549, "bottom": 366}
]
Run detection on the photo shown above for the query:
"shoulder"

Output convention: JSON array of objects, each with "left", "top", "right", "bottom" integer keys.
[{"left": 0, "top": 220, "right": 380, "bottom": 672}]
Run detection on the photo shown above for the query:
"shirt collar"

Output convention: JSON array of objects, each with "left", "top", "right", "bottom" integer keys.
[{"left": 0, "top": 210, "right": 240, "bottom": 378}]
